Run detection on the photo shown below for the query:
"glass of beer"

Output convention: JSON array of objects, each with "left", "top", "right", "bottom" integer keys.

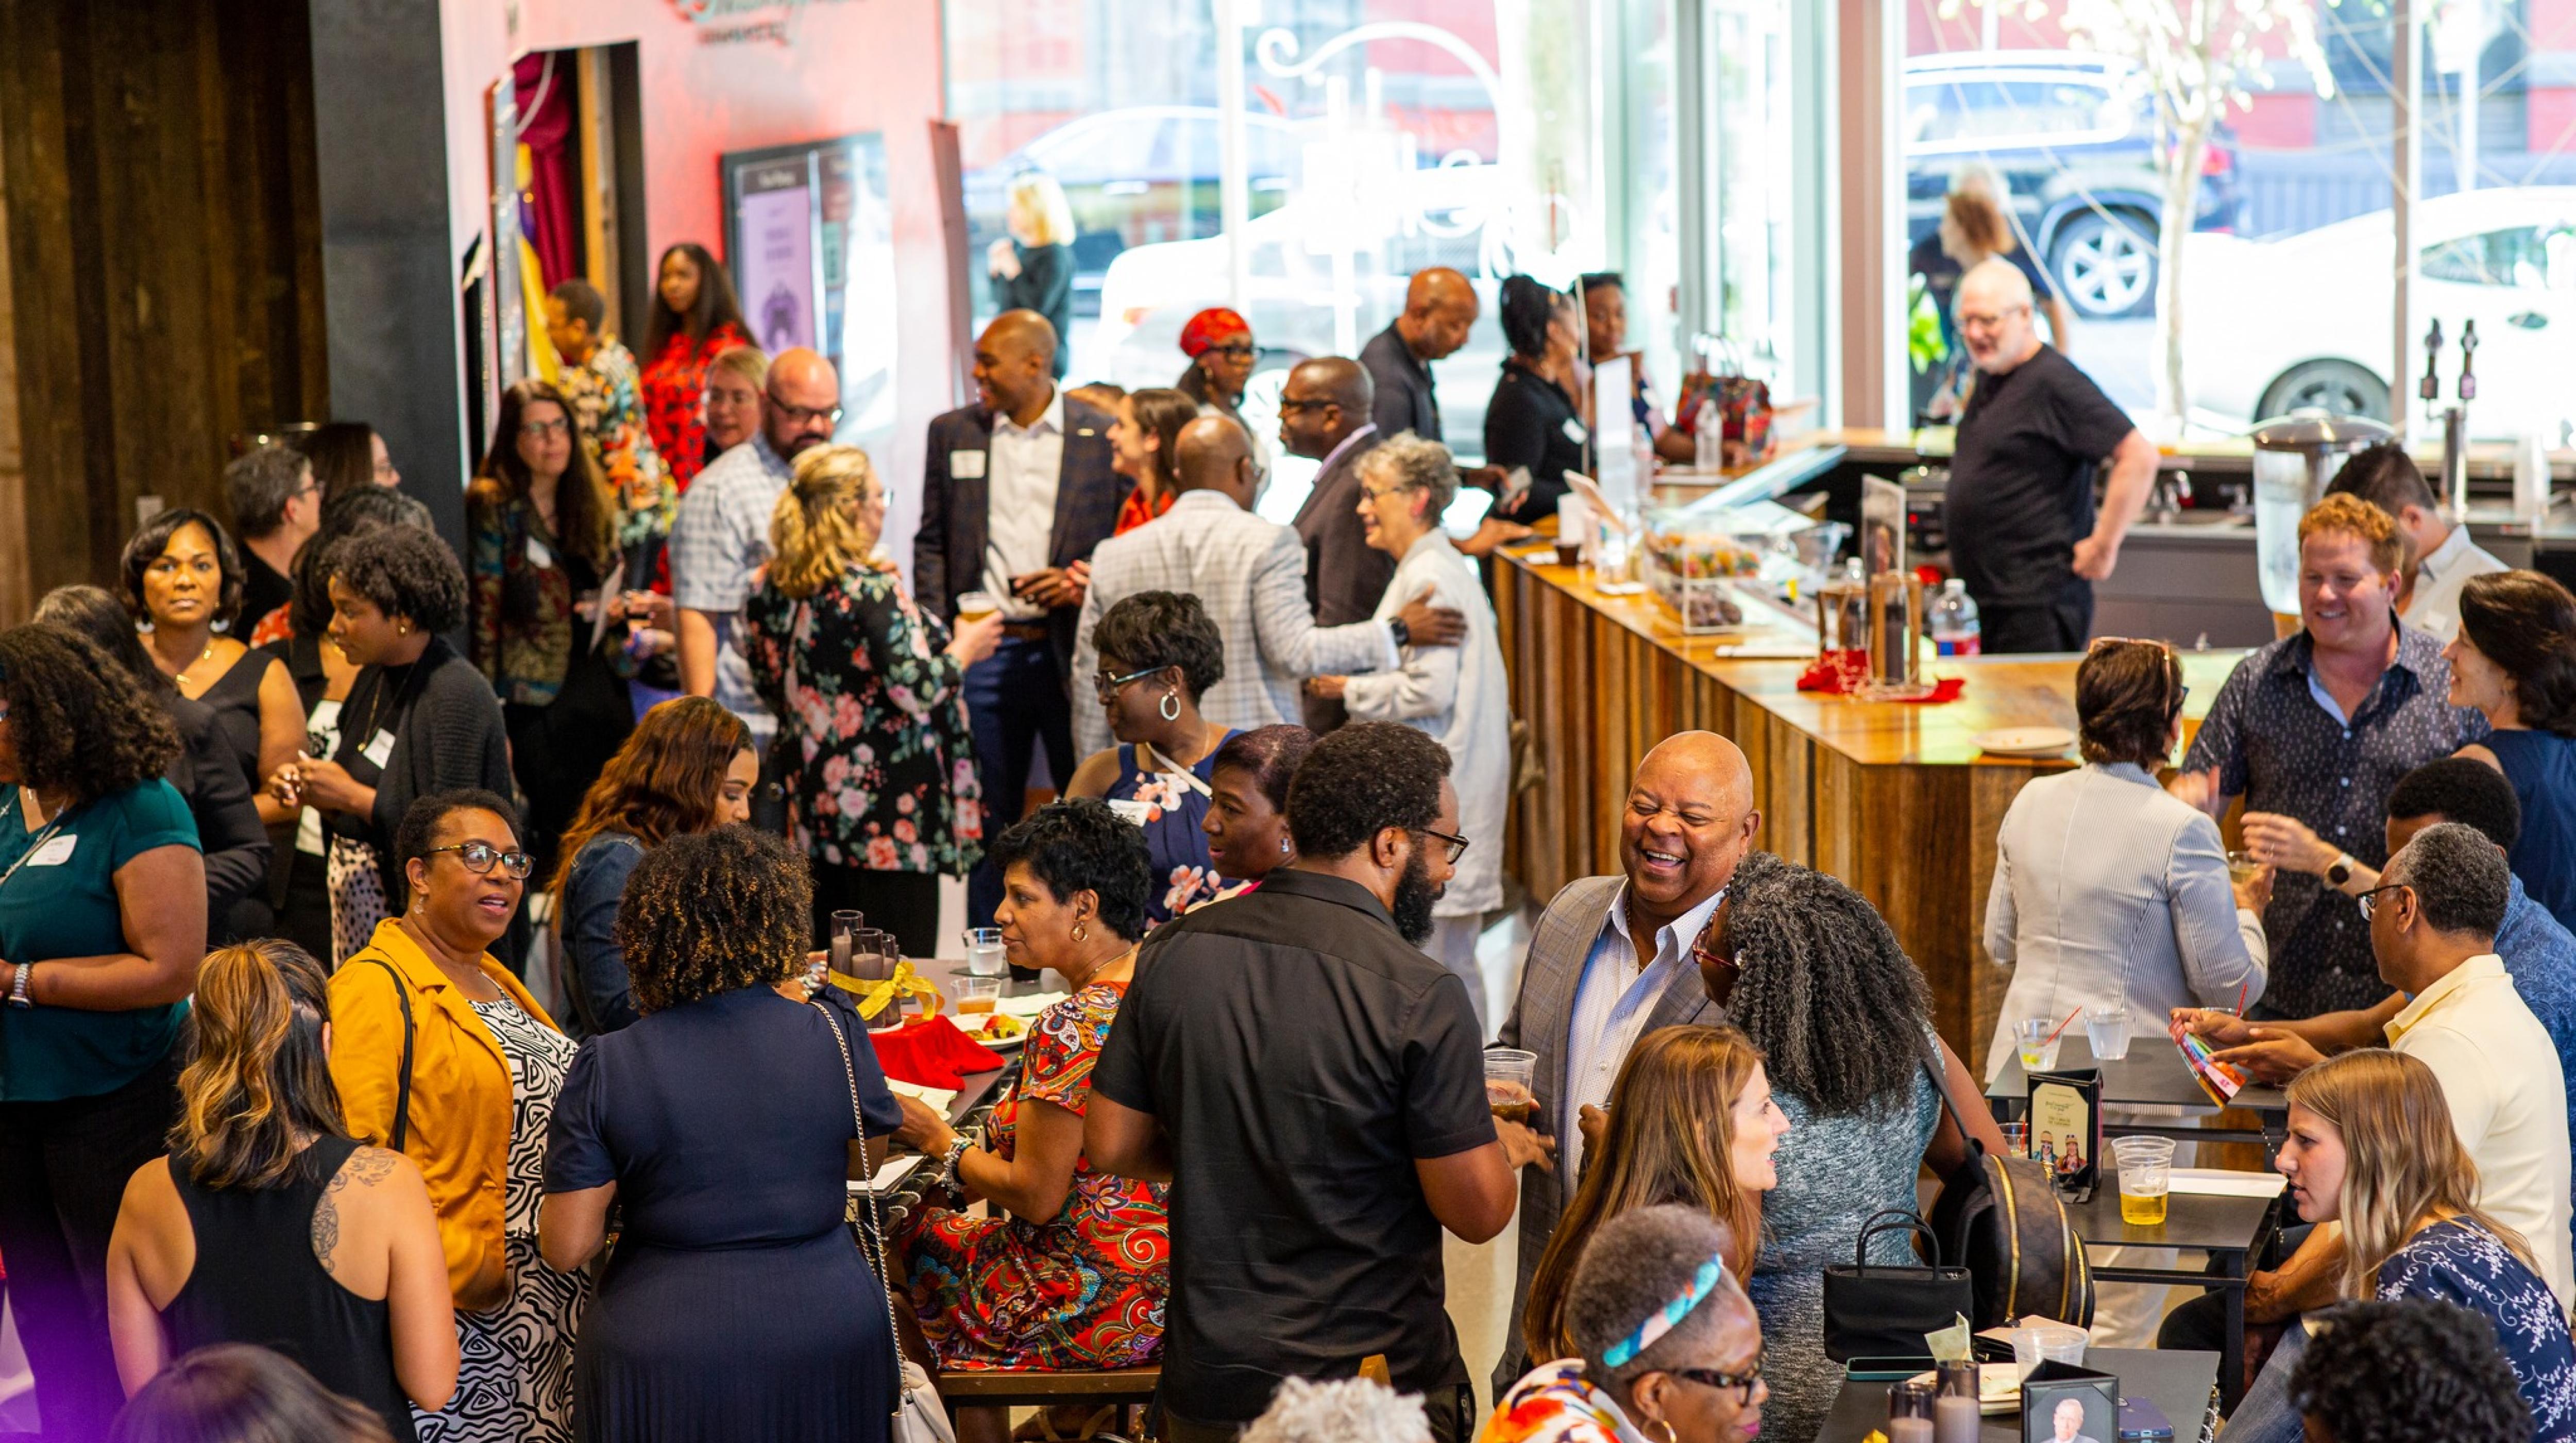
[
  {"left": 2226, "top": 850, "right": 2261, "bottom": 886},
  {"left": 957, "top": 590, "right": 1000, "bottom": 624},
  {"left": 2112, "top": 1135, "right": 2175, "bottom": 1226},
  {"left": 1484, "top": 1048, "right": 1539, "bottom": 1126}
]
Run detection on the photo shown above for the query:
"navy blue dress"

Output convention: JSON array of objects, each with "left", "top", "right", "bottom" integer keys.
[
  {"left": 2487, "top": 729, "right": 2576, "bottom": 934},
  {"left": 1105, "top": 734, "right": 1239, "bottom": 924},
  {"left": 545, "top": 985, "right": 905, "bottom": 1442}
]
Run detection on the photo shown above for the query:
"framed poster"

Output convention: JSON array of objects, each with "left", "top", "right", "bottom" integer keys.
[{"left": 722, "top": 133, "right": 899, "bottom": 448}]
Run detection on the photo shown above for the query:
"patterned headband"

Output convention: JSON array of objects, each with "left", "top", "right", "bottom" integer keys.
[{"left": 1600, "top": 1251, "right": 1731, "bottom": 1368}]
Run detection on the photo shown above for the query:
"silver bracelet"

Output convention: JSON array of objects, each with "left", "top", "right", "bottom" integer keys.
[
  {"left": 6, "top": 960, "right": 32, "bottom": 1008},
  {"left": 939, "top": 1133, "right": 974, "bottom": 1194}
]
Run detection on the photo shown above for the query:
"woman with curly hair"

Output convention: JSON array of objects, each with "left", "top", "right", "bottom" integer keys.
[
  {"left": 278, "top": 525, "right": 512, "bottom": 964},
  {"left": 330, "top": 790, "right": 583, "bottom": 1442},
  {"left": 539, "top": 823, "right": 906, "bottom": 1442},
  {"left": 744, "top": 443, "right": 1003, "bottom": 957},
  {"left": 1066, "top": 591, "right": 1240, "bottom": 923},
  {"left": 106, "top": 939, "right": 455, "bottom": 1439},
  {"left": 2292, "top": 1298, "right": 2534, "bottom": 1443},
  {"left": 549, "top": 696, "right": 758, "bottom": 1037},
  {"left": 894, "top": 800, "right": 1167, "bottom": 1441},
  {"left": 0, "top": 623, "right": 207, "bottom": 1440},
  {"left": 1688, "top": 850, "right": 2005, "bottom": 1443}
]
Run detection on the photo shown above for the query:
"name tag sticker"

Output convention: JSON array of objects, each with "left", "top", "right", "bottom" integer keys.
[
  {"left": 951, "top": 450, "right": 988, "bottom": 480},
  {"left": 525, "top": 535, "right": 554, "bottom": 568},
  {"left": 1105, "top": 798, "right": 1155, "bottom": 828},
  {"left": 362, "top": 729, "right": 397, "bottom": 768},
  {"left": 1562, "top": 417, "right": 1589, "bottom": 445},
  {"left": 25, "top": 834, "right": 76, "bottom": 867}
]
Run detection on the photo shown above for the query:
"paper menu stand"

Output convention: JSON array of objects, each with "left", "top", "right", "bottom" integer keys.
[
  {"left": 2167, "top": 1016, "right": 2249, "bottom": 1106},
  {"left": 2026, "top": 1068, "right": 2102, "bottom": 1198}
]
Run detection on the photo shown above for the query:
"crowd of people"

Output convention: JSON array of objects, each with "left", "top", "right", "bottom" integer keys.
[{"left": 6, "top": 233, "right": 2576, "bottom": 1443}]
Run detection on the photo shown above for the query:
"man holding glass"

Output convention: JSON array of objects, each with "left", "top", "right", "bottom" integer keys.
[{"left": 1942, "top": 258, "right": 2160, "bottom": 653}]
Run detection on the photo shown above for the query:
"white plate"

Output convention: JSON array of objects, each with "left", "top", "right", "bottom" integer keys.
[{"left": 1973, "top": 726, "right": 2076, "bottom": 757}]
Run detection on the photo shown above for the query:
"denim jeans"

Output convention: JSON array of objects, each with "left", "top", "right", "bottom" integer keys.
[
  {"left": 2221, "top": 1314, "right": 2311, "bottom": 1443},
  {"left": 963, "top": 636, "right": 1075, "bottom": 928},
  {"left": 0, "top": 1048, "right": 181, "bottom": 1440}
]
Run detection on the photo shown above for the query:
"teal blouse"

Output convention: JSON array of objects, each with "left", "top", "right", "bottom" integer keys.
[{"left": 0, "top": 779, "right": 199, "bottom": 1101}]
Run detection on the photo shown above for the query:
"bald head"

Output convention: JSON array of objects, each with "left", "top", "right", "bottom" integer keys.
[
  {"left": 1620, "top": 731, "right": 1761, "bottom": 931},
  {"left": 761, "top": 347, "right": 842, "bottom": 459},
  {"left": 1958, "top": 258, "right": 2041, "bottom": 375},
  {"left": 1174, "top": 414, "right": 1256, "bottom": 507},
  {"left": 974, "top": 310, "right": 1059, "bottom": 421},
  {"left": 1398, "top": 267, "right": 1479, "bottom": 361},
  {"left": 1279, "top": 357, "right": 1374, "bottom": 460}
]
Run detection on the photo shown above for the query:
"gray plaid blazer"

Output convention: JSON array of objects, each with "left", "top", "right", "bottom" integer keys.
[{"left": 1492, "top": 872, "right": 1721, "bottom": 1391}]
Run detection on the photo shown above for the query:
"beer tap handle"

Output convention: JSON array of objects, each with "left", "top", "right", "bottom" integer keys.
[
  {"left": 2458, "top": 320, "right": 2478, "bottom": 402},
  {"left": 2419, "top": 317, "right": 2446, "bottom": 402}
]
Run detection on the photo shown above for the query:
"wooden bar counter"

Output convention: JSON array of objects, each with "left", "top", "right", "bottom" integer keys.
[{"left": 1492, "top": 531, "right": 2244, "bottom": 1066}]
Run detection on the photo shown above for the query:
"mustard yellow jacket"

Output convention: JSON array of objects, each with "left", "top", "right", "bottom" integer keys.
[{"left": 327, "top": 917, "right": 562, "bottom": 1312}]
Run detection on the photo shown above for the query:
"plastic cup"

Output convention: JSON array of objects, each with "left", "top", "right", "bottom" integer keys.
[
  {"left": 957, "top": 590, "right": 999, "bottom": 624},
  {"left": 954, "top": 976, "right": 1003, "bottom": 1015},
  {"left": 2226, "top": 849, "right": 2261, "bottom": 885},
  {"left": 964, "top": 927, "right": 1007, "bottom": 977},
  {"left": 1999, "top": 1121, "right": 2030, "bottom": 1157},
  {"left": 1484, "top": 1048, "right": 1538, "bottom": 1126},
  {"left": 2013, "top": 1016, "right": 2062, "bottom": 1072},
  {"left": 2085, "top": 1003, "right": 2132, "bottom": 1061},
  {"left": 2112, "top": 1135, "right": 2176, "bottom": 1227},
  {"left": 2008, "top": 1322, "right": 2089, "bottom": 1378}
]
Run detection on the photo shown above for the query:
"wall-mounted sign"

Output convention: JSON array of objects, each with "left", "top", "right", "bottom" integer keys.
[
  {"left": 722, "top": 133, "right": 900, "bottom": 449},
  {"left": 668, "top": 0, "right": 861, "bottom": 46}
]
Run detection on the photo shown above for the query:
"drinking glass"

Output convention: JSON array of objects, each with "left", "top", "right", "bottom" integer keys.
[
  {"left": 2012, "top": 1017, "right": 2062, "bottom": 1072},
  {"left": 964, "top": 927, "right": 1007, "bottom": 977},
  {"left": 1999, "top": 1121, "right": 2030, "bottom": 1157},
  {"left": 2085, "top": 1003, "right": 2133, "bottom": 1061},
  {"left": 2225, "top": 849, "right": 2261, "bottom": 885},
  {"left": 957, "top": 590, "right": 999, "bottom": 624},
  {"left": 954, "top": 976, "right": 1003, "bottom": 1016},
  {"left": 829, "top": 911, "right": 863, "bottom": 973},
  {"left": 2112, "top": 1135, "right": 2176, "bottom": 1226},
  {"left": 1483, "top": 1048, "right": 1538, "bottom": 1126}
]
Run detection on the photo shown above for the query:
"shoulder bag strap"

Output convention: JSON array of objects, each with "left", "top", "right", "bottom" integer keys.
[
  {"left": 809, "top": 999, "right": 909, "bottom": 1421},
  {"left": 357, "top": 958, "right": 415, "bottom": 1153}
]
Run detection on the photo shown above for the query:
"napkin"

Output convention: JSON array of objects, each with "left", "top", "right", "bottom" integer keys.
[
  {"left": 2168, "top": 1167, "right": 2287, "bottom": 1199},
  {"left": 887, "top": 1080, "right": 959, "bottom": 1114},
  {"left": 869, "top": 1014, "right": 1007, "bottom": 1089},
  {"left": 995, "top": 991, "right": 1070, "bottom": 1020}
]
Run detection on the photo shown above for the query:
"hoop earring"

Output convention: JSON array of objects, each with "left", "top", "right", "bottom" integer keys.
[
  {"left": 1651, "top": 1422, "right": 1676, "bottom": 1443},
  {"left": 1072, "top": 922, "right": 1088, "bottom": 943},
  {"left": 210, "top": 617, "right": 231, "bottom": 635},
  {"left": 1159, "top": 691, "right": 1180, "bottom": 722}
]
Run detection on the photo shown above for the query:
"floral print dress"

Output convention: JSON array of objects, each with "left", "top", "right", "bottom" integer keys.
[
  {"left": 639, "top": 321, "right": 748, "bottom": 494},
  {"left": 901, "top": 980, "right": 1170, "bottom": 1370},
  {"left": 1105, "top": 736, "right": 1239, "bottom": 924},
  {"left": 742, "top": 563, "right": 984, "bottom": 875},
  {"left": 1480, "top": 1359, "right": 1652, "bottom": 1443}
]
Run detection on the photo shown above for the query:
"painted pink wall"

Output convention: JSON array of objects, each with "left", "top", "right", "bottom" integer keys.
[{"left": 438, "top": 0, "right": 957, "bottom": 569}]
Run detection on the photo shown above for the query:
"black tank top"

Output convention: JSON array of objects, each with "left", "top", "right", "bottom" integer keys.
[{"left": 163, "top": 1133, "right": 419, "bottom": 1442}]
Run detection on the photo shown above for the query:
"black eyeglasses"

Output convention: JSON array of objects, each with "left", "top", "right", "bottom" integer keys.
[
  {"left": 1205, "top": 342, "right": 1257, "bottom": 360},
  {"left": 2357, "top": 882, "right": 2411, "bottom": 919},
  {"left": 1417, "top": 827, "right": 1471, "bottom": 864},
  {"left": 766, "top": 394, "right": 845, "bottom": 427},
  {"left": 426, "top": 842, "right": 535, "bottom": 880},
  {"left": 1671, "top": 1361, "right": 1764, "bottom": 1406},
  {"left": 1092, "top": 664, "right": 1163, "bottom": 702}
]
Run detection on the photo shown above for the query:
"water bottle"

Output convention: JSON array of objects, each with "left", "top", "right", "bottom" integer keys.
[{"left": 1929, "top": 578, "right": 1981, "bottom": 657}]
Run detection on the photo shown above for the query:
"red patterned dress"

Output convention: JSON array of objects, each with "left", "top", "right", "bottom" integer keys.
[
  {"left": 901, "top": 980, "right": 1169, "bottom": 1370},
  {"left": 639, "top": 320, "right": 748, "bottom": 494}
]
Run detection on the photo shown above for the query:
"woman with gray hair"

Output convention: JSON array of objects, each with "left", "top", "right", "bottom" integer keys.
[
  {"left": 1485, "top": 1205, "right": 1766, "bottom": 1443},
  {"left": 1304, "top": 432, "right": 1511, "bottom": 1033}
]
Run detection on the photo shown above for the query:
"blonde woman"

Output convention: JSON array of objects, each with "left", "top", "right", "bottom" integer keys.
[
  {"left": 2225, "top": 1049, "right": 2576, "bottom": 1443},
  {"left": 988, "top": 172, "right": 1076, "bottom": 377},
  {"left": 743, "top": 444, "right": 1004, "bottom": 954}
]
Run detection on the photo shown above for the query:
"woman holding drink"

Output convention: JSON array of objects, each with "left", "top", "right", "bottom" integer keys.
[{"left": 895, "top": 801, "right": 1169, "bottom": 1443}]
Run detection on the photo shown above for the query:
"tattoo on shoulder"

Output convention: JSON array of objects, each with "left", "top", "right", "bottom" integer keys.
[{"left": 310, "top": 1148, "right": 399, "bottom": 1266}]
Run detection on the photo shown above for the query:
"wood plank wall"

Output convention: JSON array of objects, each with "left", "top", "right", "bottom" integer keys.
[
  {"left": 1498, "top": 559, "right": 2033, "bottom": 1066},
  {"left": 0, "top": 0, "right": 328, "bottom": 616}
]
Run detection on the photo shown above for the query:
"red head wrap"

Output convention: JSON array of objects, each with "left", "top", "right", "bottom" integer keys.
[{"left": 1178, "top": 307, "right": 1253, "bottom": 358}]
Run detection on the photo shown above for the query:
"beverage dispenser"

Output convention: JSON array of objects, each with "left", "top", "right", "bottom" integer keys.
[{"left": 2249, "top": 411, "right": 2394, "bottom": 615}]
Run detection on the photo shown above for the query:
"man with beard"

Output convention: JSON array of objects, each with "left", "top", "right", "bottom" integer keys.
[
  {"left": 1489, "top": 729, "right": 1763, "bottom": 1394},
  {"left": 1089, "top": 722, "right": 1550, "bottom": 1443}
]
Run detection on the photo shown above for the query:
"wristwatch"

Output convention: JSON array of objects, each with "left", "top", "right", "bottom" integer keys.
[
  {"left": 1387, "top": 616, "right": 1412, "bottom": 648},
  {"left": 2325, "top": 853, "right": 2356, "bottom": 890},
  {"left": 6, "top": 960, "right": 32, "bottom": 1009}
]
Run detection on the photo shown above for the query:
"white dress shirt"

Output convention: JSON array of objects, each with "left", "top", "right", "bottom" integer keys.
[
  {"left": 1071, "top": 489, "right": 1397, "bottom": 757},
  {"left": 1560, "top": 883, "right": 1728, "bottom": 1177},
  {"left": 2386, "top": 951, "right": 2576, "bottom": 1306},
  {"left": 984, "top": 385, "right": 1064, "bottom": 621},
  {"left": 2400, "top": 522, "right": 2508, "bottom": 645}
]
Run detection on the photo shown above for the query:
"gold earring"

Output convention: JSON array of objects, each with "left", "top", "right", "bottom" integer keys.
[
  {"left": 1072, "top": 922, "right": 1088, "bottom": 943},
  {"left": 396, "top": 622, "right": 409, "bottom": 635},
  {"left": 1651, "top": 1422, "right": 1676, "bottom": 1443}
]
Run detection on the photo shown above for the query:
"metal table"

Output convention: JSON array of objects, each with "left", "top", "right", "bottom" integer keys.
[
  {"left": 1815, "top": 1347, "right": 2217, "bottom": 1442},
  {"left": 2061, "top": 1184, "right": 2281, "bottom": 1412},
  {"left": 1986, "top": 1035, "right": 2289, "bottom": 1150},
  {"left": 855, "top": 959, "right": 1051, "bottom": 1218}
]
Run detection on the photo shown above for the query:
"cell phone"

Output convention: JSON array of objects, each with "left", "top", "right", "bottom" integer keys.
[
  {"left": 1842, "top": 1356, "right": 1938, "bottom": 1381},
  {"left": 2117, "top": 1397, "right": 2175, "bottom": 1440}
]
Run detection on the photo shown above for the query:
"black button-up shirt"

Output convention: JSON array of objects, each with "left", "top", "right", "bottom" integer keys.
[{"left": 2181, "top": 623, "right": 2489, "bottom": 1017}]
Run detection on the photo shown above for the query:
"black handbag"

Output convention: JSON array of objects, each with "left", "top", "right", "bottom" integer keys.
[{"left": 1821, "top": 1209, "right": 1975, "bottom": 1362}]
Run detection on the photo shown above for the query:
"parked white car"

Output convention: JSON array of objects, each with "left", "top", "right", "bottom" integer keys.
[{"left": 2181, "top": 187, "right": 2576, "bottom": 442}]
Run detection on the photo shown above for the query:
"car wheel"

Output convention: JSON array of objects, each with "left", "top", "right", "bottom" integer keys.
[
  {"left": 2050, "top": 211, "right": 2157, "bottom": 319},
  {"left": 2256, "top": 359, "right": 2388, "bottom": 423}
]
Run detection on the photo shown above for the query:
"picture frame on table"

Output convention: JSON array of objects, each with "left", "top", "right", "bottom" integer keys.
[{"left": 2021, "top": 1363, "right": 2118, "bottom": 1443}]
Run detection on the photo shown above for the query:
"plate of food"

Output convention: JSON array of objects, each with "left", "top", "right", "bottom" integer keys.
[
  {"left": 965, "top": 1011, "right": 1027, "bottom": 1051},
  {"left": 1972, "top": 726, "right": 2076, "bottom": 758}
]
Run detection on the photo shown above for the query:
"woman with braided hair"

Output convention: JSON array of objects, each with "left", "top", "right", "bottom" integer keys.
[{"left": 1688, "top": 850, "right": 2005, "bottom": 1443}]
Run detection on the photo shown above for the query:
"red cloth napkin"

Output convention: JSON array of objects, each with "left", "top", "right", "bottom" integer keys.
[
  {"left": 1795, "top": 649, "right": 1966, "bottom": 704},
  {"left": 868, "top": 1014, "right": 1007, "bottom": 1089}
]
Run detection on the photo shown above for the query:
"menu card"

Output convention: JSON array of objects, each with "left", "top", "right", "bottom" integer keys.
[{"left": 2169, "top": 1016, "right": 2250, "bottom": 1106}]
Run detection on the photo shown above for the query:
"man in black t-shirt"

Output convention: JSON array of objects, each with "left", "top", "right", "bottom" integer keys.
[
  {"left": 1088, "top": 723, "right": 1550, "bottom": 1443},
  {"left": 1943, "top": 258, "right": 2158, "bottom": 652}
]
